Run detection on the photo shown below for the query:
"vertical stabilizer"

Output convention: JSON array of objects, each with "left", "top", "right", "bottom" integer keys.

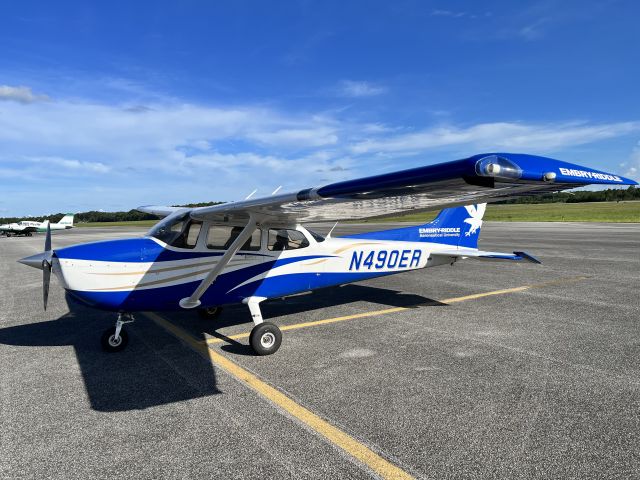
[
  {"left": 58, "top": 214, "right": 75, "bottom": 228},
  {"left": 417, "top": 204, "right": 486, "bottom": 248},
  {"left": 344, "top": 203, "right": 487, "bottom": 249}
]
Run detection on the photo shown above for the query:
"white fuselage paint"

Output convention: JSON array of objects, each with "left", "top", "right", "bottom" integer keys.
[
  {"left": 54, "top": 235, "right": 459, "bottom": 295},
  {"left": 0, "top": 220, "right": 73, "bottom": 233}
]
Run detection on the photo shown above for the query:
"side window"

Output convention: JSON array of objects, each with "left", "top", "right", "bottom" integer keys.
[
  {"left": 170, "top": 220, "right": 202, "bottom": 249},
  {"left": 206, "top": 225, "right": 261, "bottom": 251},
  {"left": 268, "top": 229, "right": 310, "bottom": 251}
]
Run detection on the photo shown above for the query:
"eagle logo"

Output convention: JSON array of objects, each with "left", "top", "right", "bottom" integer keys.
[{"left": 463, "top": 203, "right": 486, "bottom": 236}]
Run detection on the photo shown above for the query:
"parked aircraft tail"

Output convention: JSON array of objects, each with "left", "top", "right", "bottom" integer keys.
[
  {"left": 345, "top": 203, "right": 487, "bottom": 249},
  {"left": 58, "top": 214, "right": 74, "bottom": 227}
]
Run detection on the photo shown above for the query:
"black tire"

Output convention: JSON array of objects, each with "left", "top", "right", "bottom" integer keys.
[
  {"left": 198, "top": 306, "right": 223, "bottom": 320},
  {"left": 249, "top": 322, "right": 282, "bottom": 356},
  {"left": 101, "top": 327, "right": 129, "bottom": 352}
]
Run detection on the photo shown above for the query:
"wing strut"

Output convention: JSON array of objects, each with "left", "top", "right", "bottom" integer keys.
[{"left": 179, "top": 216, "right": 258, "bottom": 309}]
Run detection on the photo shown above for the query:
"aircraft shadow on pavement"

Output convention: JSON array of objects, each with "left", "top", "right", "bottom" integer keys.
[
  {"left": 0, "top": 285, "right": 442, "bottom": 411},
  {"left": 191, "top": 284, "right": 444, "bottom": 355},
  {"left": 0, "top": 293, "right": 221, "bottom": 412}
]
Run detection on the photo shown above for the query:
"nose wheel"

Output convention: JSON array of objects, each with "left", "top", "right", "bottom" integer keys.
[
  {"left": 101, "top": 313, "right": 134, "bottom": 352},
  {"left": 101, "top": 327, "right": 129, "bottom": 352},
  {"left": 250, "top": 322, "right": 282, "bottom": 356},
  {"left": 244, "top": 297, "right": 282, "bottom": 355}
]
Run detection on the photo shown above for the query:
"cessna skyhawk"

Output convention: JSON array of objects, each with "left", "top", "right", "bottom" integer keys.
[{"left": 18, "top": 154, "right": 636, "bottom": 355}]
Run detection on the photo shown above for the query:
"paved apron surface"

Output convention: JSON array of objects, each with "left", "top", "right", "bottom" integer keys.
[{"left": 1, "top": 222, "right": 638, "bottom": 479}]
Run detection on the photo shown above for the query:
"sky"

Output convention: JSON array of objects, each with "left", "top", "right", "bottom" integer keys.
[{"left": 1, "top": 0, "right": 639, "bottom": 216}]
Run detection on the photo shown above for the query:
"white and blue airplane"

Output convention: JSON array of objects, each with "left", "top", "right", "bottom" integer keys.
[
  {"left": 18, "top": 153, "right": 637, "bottom": 355},
  {"left": 0, "top": 214, "right": 74, "bottom": 237}
]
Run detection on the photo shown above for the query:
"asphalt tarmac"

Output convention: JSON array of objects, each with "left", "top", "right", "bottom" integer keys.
[{"left": 1, "top": 222, "right": 638, "bottom": 479}]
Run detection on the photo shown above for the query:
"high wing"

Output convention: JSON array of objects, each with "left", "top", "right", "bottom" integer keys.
[
  {"left": 139, "top": 153, "right": 638, "bottom": 225},
  {"left": 137, "top": 205, "right": 187, "bottom": 218}
]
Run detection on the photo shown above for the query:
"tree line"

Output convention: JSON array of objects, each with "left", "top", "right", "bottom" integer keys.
[
  {"left": 496, "top": 185, "right": 639, "bottom": 204},
  {"left": 0, "top": 188, "right": 637, "bottom": 224},
  {"left": 0, "top": 201, "right": 223, "bottom": 224}
]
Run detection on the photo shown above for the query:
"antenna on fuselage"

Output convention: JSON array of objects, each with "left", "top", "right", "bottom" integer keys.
[
  {"left": 271, "top": 186, "right": 282, "bottom": 195},
  {"left": 245, "top": 189, "right": 257, "bottom": 200},
  {"left": 327, "top": 221, "right": 339, "bottom": 238}
]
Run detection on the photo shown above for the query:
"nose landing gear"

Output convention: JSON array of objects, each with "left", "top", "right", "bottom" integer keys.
[
  {"left": 244, "top": 297, "right": 282, "bottom": 356},
  {"left": 101, "top": 313, "right": 135, "bottom": 352}
]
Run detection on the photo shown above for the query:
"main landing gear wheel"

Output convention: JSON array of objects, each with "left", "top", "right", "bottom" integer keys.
[
  {"left": 249, "top": 322, "right": 282, "bottom": 356},
  {"left": 101, "top": 327, "right": 129, "bottom": 352},
  {"left": 198, "top": 306, "right": 223, "bottom": 320}
]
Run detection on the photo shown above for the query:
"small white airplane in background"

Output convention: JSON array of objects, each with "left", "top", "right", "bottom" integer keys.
[
  {"left": 0, "top": 214, "right": 74, "bottom": 237},
  {"left": 17, "top": 153, "right": 637, "bottom": 355}
]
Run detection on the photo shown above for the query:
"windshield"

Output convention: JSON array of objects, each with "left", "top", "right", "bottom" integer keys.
[
  {"left": 148, "top": 212, "right": 188, "bottom": 243},
  {"left": 148, "top": 212, "right": 203, "bottom": 248}
]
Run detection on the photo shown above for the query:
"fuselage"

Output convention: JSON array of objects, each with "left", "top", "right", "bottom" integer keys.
[
  {"left": 51, "top": 226, "right": 452, "bottom": 312},
  {"left": 0, "top": 220, "right": 72, "bottom": 234}
]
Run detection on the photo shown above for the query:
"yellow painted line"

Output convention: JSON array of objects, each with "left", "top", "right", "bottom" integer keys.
[
  {"left": 205, "top": 307, "right": 409, "bottom": 344},
  {"left": 440, "top": 285, "right": 529, "bottom": 304},
  {"left": 145, "top": 312, "right": 414, "bottom": 480},
  {"left": 204, "top": 275, "right": 589, "bottom": 344},
  {"left": 441, "top": 275, "right": 588, "bottom": 304}
]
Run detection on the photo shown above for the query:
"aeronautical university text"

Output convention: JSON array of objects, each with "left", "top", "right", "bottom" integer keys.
[{"left": 418, "top": 227, "right": 460, "bottom": 238}]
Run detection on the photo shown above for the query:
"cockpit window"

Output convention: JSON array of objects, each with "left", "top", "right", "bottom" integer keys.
[
  {"left": 206, "top": 225, "right": 261, "bottom": 251},
  {"left": 148, "top": 212, "right": 202, "bottom": 249},
  {"left": 174, "top": 221, "right": 202, "bottom": 249},
  {"left": 267, "top": 229, "right": 310, "bottom": 251}
]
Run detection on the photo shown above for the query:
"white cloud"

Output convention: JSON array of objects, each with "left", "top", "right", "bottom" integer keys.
[
  {"left": 248, "top": 127, "right": 338, "bottom": 147},
  {"left": 0, "top": 85, "right": 49, "bottom": 103},
  {"left": 430, "top": 9, "right": 490, "bottom": 19},
  {"left": 518, "top": 18, "right": 550, "bottom": 40},
  {"left": 26, "top": 156, "right": 110, "bottom": 173},
  {"left": 338, "top": 80, "right": 387, "bottom": 97},
  {"left": 431, "top": 9, "right": 467, "bottom": 18},
  {"left": 350, "top": 121, "right": 640, "bottom": 155},
  {"left": 625, "top": 142, "right": 640, "bottom": 180},
  {"left": 1, "top": 90, "right": 637, "bottom": 214}
]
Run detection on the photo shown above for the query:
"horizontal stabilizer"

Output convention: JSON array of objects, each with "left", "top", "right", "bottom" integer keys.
[{"left": 432, "top": 248, "right": 541, "bottom": 264}]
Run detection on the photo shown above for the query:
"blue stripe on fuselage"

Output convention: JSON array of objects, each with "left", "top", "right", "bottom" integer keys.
[
  {"left": 67, "top": 254, "right": 334, "bottom": 311},
  {"left": 67, "top": 269, "right": 392, "bottom": 312}
]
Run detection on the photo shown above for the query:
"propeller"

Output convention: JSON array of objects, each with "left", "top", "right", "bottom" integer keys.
[
  {"left": 42, "top": 222, "right": 52, "bottom": 310},
  {"left": 17, "top": 223, "right": 55, "bottom": 310}
]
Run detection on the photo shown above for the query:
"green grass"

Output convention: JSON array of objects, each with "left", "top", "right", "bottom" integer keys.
[
  {"left": 373, "top": 201, "right": 640, "bottom": 223},
  {"left": 75, "top": 201, "right": 640, "bottom": 227}
]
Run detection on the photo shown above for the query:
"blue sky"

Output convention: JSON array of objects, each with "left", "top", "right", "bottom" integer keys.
[{"left": 1, "top": 0, "right": 639, "bottom": 216}]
